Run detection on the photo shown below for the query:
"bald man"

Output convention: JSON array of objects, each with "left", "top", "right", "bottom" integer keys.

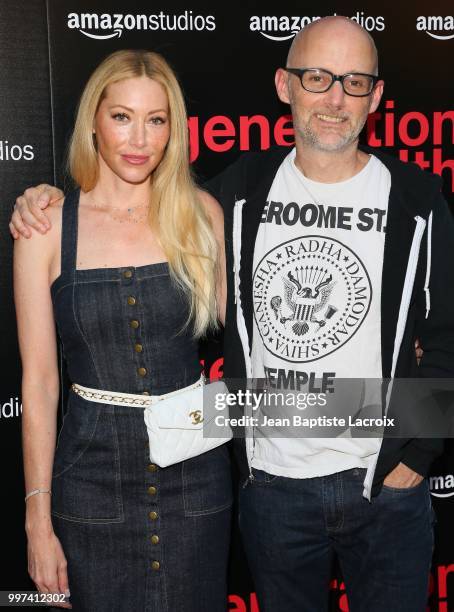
[
  {"left": 9, "top": 15, "right": 454, "bottom": 612},
  {"left": 207, "top": 16, "right": 453, "bottom": 611}
]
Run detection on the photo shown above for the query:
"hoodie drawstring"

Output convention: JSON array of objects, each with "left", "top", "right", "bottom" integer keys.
[{"left": 423, "top": 211, "right": 433, "bottom": 319}]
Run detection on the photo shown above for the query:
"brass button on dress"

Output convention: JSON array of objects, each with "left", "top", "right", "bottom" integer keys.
[
  {"left": 138, "top": 367, "right": 147, "bottom": 377},
  {"left": 151, "top": 535, "right": 159, "bottom": 545},
  {"left": 127, "top": 296, "right": 136, "bottom": 305},
  {"left": 134, "top": 343, "right": 143, "bottom": 353},
  {"left": 130, "top": 320, "right": 139, "bottom": 329},
  {"left": 151, "top": 561, "right": 160, "bottom": 571},
  {"left": 147, "top": 464, "right": 158, "bottom": 472},
  {"left": 148, "top": 511, "right": 158, "bottom": 520},
  {"left": 148, "top": 486, "right": 157, "bottom": 496},
  {"left": 123, "top": 270, "right": 133, "bottom": 279}
]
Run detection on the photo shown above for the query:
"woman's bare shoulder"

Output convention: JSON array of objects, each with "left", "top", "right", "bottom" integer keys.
[
  {"left": 46, "top": 195, "right": 65, "bottom": 223},
  {"left": 197, "top": 188, "right": 223, "bottom": 225}
]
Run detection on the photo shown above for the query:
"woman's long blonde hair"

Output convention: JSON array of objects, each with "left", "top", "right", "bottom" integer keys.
[{"left": 68, "top": 49, "right": 219, "bottom": 337}]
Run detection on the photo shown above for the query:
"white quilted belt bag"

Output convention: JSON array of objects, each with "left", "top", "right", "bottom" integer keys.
[{"left": 71, "top": 376, "right": 232, "bottom": 467}]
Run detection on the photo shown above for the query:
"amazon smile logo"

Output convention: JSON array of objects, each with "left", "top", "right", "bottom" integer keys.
[
  {"left": 416, "top": 15, "right": 454, "bottom": 40},
  {"left": 67, "top": 11, "right": 216, "bottom": 40},
  {"left": 429, "top": 474, "right": 454, "bottom": 498},
  {"left": 250, "top": 12, "right": 385, "bottom": 41},
  {"left": 249, "top": 15, "right": 321, "bottom": 41}
]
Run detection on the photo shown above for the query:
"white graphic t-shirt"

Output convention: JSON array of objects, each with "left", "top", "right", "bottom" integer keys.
[{"left": 251, "top": 148, "right": 391, "bottom": 478}]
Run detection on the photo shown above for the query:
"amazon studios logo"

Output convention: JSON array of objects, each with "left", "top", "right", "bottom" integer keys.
[
  {"left": 250, "top": 12, "right": 385, "bottom": 41},
  {"left": 430, "top": 474, "right": 454, "bottom": 498},
  {"left": 416, "top": 15, "right": 454, "bottom": 40},
  {"left": 67, "top": 11, "right": 216, "bottom": 40},
  {"left": 0, "top": 140, "right": 34, "bottom": 161},
  {"left": 0, "top": 397, "right": 22, "bottom": 419}
]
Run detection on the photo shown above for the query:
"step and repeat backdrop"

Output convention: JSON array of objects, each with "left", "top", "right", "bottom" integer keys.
[{"left": 1, "top": 1, "right": 453, "bottom": 609}]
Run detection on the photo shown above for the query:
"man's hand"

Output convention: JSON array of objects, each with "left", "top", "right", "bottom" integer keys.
[
  {"left": 9, "top": 184, "right": 63, "bottom": 239},
  {"left": 415, "top": 338, "right": 423, "bottom": 365},
  {"left": 383, "top": 462, "right": 424, "bottom": 489}
]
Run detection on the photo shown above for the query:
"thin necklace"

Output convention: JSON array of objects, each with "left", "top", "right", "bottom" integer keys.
[{"left": 89, "top": 200, "right": 151, "bottom": 224}]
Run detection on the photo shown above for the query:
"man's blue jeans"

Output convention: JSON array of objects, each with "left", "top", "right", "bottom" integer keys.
[{"left": 239, "top": 467, "right": 434, "bottom": 612}]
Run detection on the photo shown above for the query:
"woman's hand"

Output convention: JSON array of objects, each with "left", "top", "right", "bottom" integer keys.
[
  {"left": 9, "top": 184, "right": 63, "bottom": 239},
  {"left": 27, "top": 527, "right": 72, "bottom": 608}
]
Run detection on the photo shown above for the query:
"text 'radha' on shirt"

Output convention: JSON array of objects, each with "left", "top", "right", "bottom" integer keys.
[{"left": 251, "top": 148, "right": 391, "bottom": 478}]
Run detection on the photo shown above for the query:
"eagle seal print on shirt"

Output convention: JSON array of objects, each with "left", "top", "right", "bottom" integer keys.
[{"left": 253, "top": 235, "right": 372, "bottom": 363}]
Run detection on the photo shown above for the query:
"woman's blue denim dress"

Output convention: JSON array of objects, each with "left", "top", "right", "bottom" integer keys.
[{"left": 49, "top": 190, "right": 232, "bottom": 611}]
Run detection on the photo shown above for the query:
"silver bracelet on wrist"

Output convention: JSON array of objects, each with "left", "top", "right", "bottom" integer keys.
[{"left": 25, "top": 489, "right": 52, "bottom": 502}]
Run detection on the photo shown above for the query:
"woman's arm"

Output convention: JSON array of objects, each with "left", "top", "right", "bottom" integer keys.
[
  {"left": 14, "top": 208, "right": 71, "bottom": 607},
  {"left": 198, "top": 190, "right": 226, "bottom": 326}
]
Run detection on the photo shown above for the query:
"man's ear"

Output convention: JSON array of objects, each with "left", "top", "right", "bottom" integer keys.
[
  {"left": 369, "top": 79, "right": 384, "bottom": 114},
  {"left": 275, "top": 68, "right": 291, "bottom": 104}
]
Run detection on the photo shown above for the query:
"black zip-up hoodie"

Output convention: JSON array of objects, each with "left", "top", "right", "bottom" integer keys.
[{"left": 207, "top": 145, "right": 454, "bottom": 497}]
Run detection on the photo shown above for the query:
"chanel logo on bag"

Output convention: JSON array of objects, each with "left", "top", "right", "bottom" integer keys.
[{"left": 189, "top": 410, "right": 204, "bottom": 425}]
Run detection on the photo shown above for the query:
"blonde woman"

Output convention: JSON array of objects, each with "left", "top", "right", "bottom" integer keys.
[{"left": 14, "top": 50, "right": 231, "bottom": 611}]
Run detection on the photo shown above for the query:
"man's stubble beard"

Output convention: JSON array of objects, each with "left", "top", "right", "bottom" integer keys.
[{"left": 291, "top": 102, "right": 370, "bottom": 153}]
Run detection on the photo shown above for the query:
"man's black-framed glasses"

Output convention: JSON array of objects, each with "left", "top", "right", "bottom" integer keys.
[{"left": 285, "top": 68, "right": 379, "bottom": 97}]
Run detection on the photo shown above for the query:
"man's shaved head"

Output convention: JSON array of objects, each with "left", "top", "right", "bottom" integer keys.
[
  {"left": 275, "top": 15, "right": 384, "bottom": 155},
  {"left": 287, "top": 16, "right": 378, "bottom": 75}
]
